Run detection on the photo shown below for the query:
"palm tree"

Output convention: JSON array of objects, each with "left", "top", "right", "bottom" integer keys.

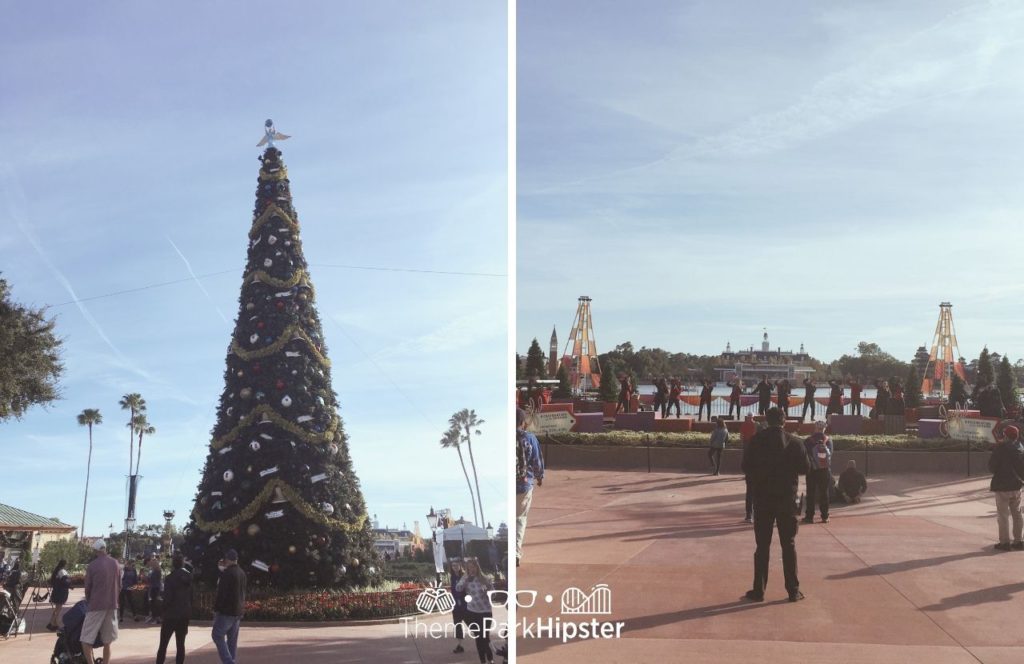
[
  {"left": 132, "top": 413, "right": 155, "bottom": 476},
  {"left": 450, "top": 409, "right": 485, "bottom": 527},
  {"left": 76, "top": 409, "right": 102, "bottom": 540},
  {"left": 440, "top": 426, "right": 479, "bottom": 526},
  {"left": 119, "top": 393, "right": 146, "bottom": 479}
]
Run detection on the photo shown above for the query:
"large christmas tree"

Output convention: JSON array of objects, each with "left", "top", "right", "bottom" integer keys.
[{"left": 184, "top": 139, "right": 379, "bottom": 589}]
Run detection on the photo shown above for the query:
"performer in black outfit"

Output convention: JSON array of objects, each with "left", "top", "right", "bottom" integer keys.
[
  {"left": 698, "top": 379, "right": 714, "bottom": 421},
  {"left": 653, "top": 378, "right": 667, "bottom": 418},
  {"left": 826, "top": 380, "right": 844, "bottom": 416},
  {"left": 727, "top": 379, "right": 743, "bottom": 419},
  {"left": 742, "top": 408, "right": 809, "bottom": 602},
  {"left": 801, "top": 378, "right": 818, "bottom": 421},
  {"left": 755, "top": 375, "right": 774, "bottom": 415},
  {"left": 776, "top": 379, "right": 791, "bottom": 418}
]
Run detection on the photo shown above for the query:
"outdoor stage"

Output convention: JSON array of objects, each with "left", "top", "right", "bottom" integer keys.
[{"left": 517, "top": 469, "right": 1024, "bottom": 664}]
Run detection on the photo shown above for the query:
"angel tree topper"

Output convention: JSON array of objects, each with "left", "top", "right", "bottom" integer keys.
[{"left": 257, "top": 119, "right": 291, "bottom": 148}]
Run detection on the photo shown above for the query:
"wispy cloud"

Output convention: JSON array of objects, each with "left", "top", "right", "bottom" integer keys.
[{"left": 167, "top": 236, "right": 230, "bottom": 324}]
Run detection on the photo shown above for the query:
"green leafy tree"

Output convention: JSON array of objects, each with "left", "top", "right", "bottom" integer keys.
[
  {"left": 440, "top": 425, "right": 478, "bottom": 526},
  {"left": 833, "top": 342, "right": 910, "bottom": 383},
  {"left": 975, "top": 347, "right": 994, "bottom": 393},
  {"left": 525, "top": 338, "right": 547, "bottom": 378},
  {"left": 183, "top": 146, "right": 378, "bottom": 589},
  {"left": 997, "top": 355, "right": 1018, "bottom": 414},
  {"left": 904, "top": 366, "right": 922, "bottom": 409},
  {"left": 450, "top": 409, "right": 485, "bottom": 527},
  {"left": 0, "top": 276, "right": 63, "bottom": 420},
  {"left": 76, "top": 409, "right": 103, "bottom": 540},
  {"left": 119, "top": 393, "right": 146, "bottom": 483},
  {"left": 553, "top": 364, "right": 572, "bottom": 399},
  {"left": 598, "top": 361, "right": 619, "bottom": 402},
  {"left": 39, "top": 539, "right": 91, "bottom": 576},
  {"left": 949, "top": 373, "right": 969, "bottom": 407}
]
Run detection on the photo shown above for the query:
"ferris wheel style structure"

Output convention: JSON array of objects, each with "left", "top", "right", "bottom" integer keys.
[
  {"left": 921, "top": 302, "right": 967, "bottom": 397},
  {"left": 563, "top": 296, "right": 602, "bottom": 391}
]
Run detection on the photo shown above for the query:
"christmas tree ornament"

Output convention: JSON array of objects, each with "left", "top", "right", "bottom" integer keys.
[
  {"left": 270, "top": 563, "right": 280, "bottom": 573},
  {"left": 271, "top": 487, "right": 288, "bottom": 503},
  {"left": 236, "top": 370, "right": 244, "bottom": 377},
  {"left": 268, "top": 235, "right": 277, "bottom": 245},
  {"left": 256, "top": 390, "right": 266, "bottom": 401},
  {"left": 218, "top": 445, "right": 233, "bottom": 455},
  {"left": 265, "top": 509, "right": 285, "bottom": 519},
  {"left": 288, "top": 545, "right": 297, "bottom": 554},
  {"left": 321, "top": 503, "right": 334, "bottom": 516},
  {"left": 276, "top": 301, "right": 285, "bottom": 310},
  {"left": 247, "top": 524, "right": 260, "bottom": 536},
  {"left": 328, "top": 443, "right": 338, "bottom": 455},
  {"left": 253, "top": 363, "right": 262, "bottom": 373},
  {"left": 240, "top": 388, "right": 253, "bottom": 400},
  {"left": 275, "top": 379, "right": 285, "bottom": 390},
  {"left": 249, "top": 441, "right": 261, "bottom": 452},
  {"left": 257, "top": 321, "right": 265, "bottom": 330},
  {"left": 251, "top": 559, "right": 270, "bottom": 572},
  {"left": 281, "top": 395, "right": 292, "bottom": 407},
  {"left": 246, "top": 302, "right": 255, "bottom": 311},
  {"left": 226, "top": 407, "right": 234, "bottom": 416},
  {"left": 263, "top": 258, "right": 273, "bottom": 267},
  {"left": 223, "top": 470, "right": 235, "bottom": 482},
  {"left": 249, "top": 333, "right": 259, "bottom": 344},
  {"left": 246, "top": 465, "right": 254, "bottom": 473},
  {"left": 352, "top": 558, "right": 360, "bottom": 567}
]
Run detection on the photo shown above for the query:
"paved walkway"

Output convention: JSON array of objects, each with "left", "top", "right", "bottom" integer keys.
[
  {"left": 517, "top": 469, "right": 1024, "bottom": 663},
  {"left": 1, "top": 588, "right": 507, "bottom": 663}
]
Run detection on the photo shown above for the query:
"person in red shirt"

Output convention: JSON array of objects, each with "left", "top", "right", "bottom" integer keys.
[
  {"left": 616, "top": 375, "right": 633, "bottom": 414},
  {"left": 667, "top": 378, "right": 682, "bottom": 418},
  {"left": 849, "top": 377, "right": 863, "bottom": 416}
]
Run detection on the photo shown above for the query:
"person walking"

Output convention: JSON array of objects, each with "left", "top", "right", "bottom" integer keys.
[
  {"left": 46, "top": 558, "right": 72, "bottom": 631},
  {"left": 849, "top": 378, "right": 863, "bottom": 417},
  {"left": 455, "top": 558, "right": 495, "bottom": 664},
  {"left": 667, "top": 378, "right": 682, "bottom": 418},
  {"left": 777, "top": 379, "right": 792, "bottom": 418},
  {"left": 81, "top": 539, "right": 120, "bottom": 664},
  {"left": 802, "top": 422, "right": 833, "bottom": 524},
  {"left": 698, "top": 379, "right": 714, "bottom": 421},
  {"left": 801, "top": 378, "right": 818, "bottom": 421},
  {"left": 211, "top": 549, "right": 246, "bottom": 664},
  {"left": 755, "top": 375, "right": 774, "bottom": 415},
  {"left": 742, "top": 408, "right": 809, "bottom": 602},
  {"left": 708, "top": 418, "right": 729, "bottom": 475},
  {"left": 727, "top": 379, "right": 743, "bottom": 419},
  {"left": 146, "top": 556, "right": 163, "bottom": 625},
  {"left": 989, "top": 425, "right": 1024, "bottom": 551},
  {"left": 515, "top": 408, "right": 544, "bottom": 566},
  {"left": 119, "top": 559, "right": 140, "bottom": 622},
  {"left": 156, "top": 553, "right": 193, "bottom": 664}
]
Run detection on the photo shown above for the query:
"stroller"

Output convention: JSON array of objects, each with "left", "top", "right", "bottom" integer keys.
[{"left": 51, "top": 600, "right": 104, "bottom": 664}]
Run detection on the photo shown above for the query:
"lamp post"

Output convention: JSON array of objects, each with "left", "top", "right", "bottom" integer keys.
[
  {"left": 124, "top": 517, "right": 136, "bottom": 561},
  {"left": 426, "top": 507, "right": 441, "bottom": 584}
]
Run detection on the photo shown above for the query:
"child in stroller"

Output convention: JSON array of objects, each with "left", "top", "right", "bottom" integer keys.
[{"left": 51, "top": 599, "right": 104, "bottom": 664}]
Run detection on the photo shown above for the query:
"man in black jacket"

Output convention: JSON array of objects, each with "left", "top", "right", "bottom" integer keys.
[
  {"left": 742, "top": 407, "right": 809, "bottom": 602},
  {"left": 801, "top": 378, "right": 818, "bottom": 421},
  {"left": 989, "top": 425, "right": 1024, "bottom": 551},
  {"left": 211, "top": 549, "right": 247, "bottom": 664},
  {"left": 755, "top": 375, "right": 774, "bottom": 415},
  {"left": 156, "top": 554, "right": 193, "bottom": 664}
]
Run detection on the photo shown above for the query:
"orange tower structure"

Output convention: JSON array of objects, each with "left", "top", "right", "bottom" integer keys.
[
  {"left": 563, "top": 296, "right": 601, "bottom": 391},
  {"left": 921, "top": 302, "right": 967, "bottom": 396}
]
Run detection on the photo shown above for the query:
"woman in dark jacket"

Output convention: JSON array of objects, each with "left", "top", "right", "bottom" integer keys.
[
  {"left": 156, "top": 554, "right": 193, "bottom": 664},
  {"left": 46, "top": 559, "right": 72, "bottom": 630}
]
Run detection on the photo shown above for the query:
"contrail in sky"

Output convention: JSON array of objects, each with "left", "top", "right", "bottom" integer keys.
[{"left": 166, "top": 236, "right": 230, "bottom": 325}]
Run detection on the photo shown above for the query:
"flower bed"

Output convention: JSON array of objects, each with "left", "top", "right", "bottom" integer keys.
[{"left": 191, "top": 586, "right": 424, "bottom": 621}]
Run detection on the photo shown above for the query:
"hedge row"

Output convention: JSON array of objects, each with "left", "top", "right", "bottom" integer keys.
[
  {"left": 540, "top": 431, "right": 987, "bottom": 451},
  {"left": 191, "top": 586, "right": 424, "bottom": 621}
]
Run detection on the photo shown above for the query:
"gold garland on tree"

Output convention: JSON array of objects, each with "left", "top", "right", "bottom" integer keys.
[
  {"left": 250, "top": 204, "right": 300, "bottom": 239},
  {"left": 191, "top": 477, "right": 368, "bottom": 534},
  {"left": 212, "top": 404, "right": 339, "bottom": 450},
  {"left": 230, "top": 324, "right": 331, "bottom": 367},
  {"left": 258, "top": 166, "right": 289, "bottom": 182},
  {"left": 244, "top": 267, "right": 310, "bottom": 290}
]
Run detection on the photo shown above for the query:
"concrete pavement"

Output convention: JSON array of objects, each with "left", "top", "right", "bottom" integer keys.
[{"left": 516, "top": 469, "right": 1024, "bottom": 664}]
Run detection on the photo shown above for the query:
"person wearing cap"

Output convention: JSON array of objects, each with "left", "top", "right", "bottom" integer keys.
[
  {"left": 211, "top": 549, "right": 247, "bottom": 664},
  {"left": 989, "top": 425, "right": 1024, "bottom": 551},
  {"left": 515, "top": 408, "right": 544, "bottom": 567},
  {"left": 742, "top": 407, "right": 809, "bottom": 603},
  {"left": 802, "top": 421, "right": 833, "bottom": 524},
  {"left": 81, "top": 539, "right": 121, "bottom": 664}
]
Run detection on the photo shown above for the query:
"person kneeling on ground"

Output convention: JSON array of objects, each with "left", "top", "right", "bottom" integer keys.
[
  {"left": 989, "top": 425, "right": 1024, "bottom": 551},
  {"left": 836, "top": 460, "right": 867, "bottom": 504}
]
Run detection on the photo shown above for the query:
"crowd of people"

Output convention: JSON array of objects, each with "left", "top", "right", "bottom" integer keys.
[{"left": 1, "top": 539, "right": 247, "bottom": 664}]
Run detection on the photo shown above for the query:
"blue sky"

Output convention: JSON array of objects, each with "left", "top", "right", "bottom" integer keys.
[
  {"left": 1, "top": 2, "right": 507, "bottom": 539},
  {"left": 518, "top": 0, "right": 1024, "bottom": 366}
]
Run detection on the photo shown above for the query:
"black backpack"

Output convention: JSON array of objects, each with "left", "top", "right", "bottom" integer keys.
[{"left": 516, "top": 429, "right": 530, "bottom": 485}]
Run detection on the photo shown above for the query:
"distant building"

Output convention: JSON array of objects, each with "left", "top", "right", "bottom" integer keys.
[
  {"left": 714, "top": 330, "right": 815, "bottom": 383},
  {"left": 371, "top": 515, "right": 424, "bottom": 560},
  {"left": 548, "top": 326, "right": 559, "bottom": 377},
  {"left": 0, "top": 503, "right": 77, "bottom": 562}
]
